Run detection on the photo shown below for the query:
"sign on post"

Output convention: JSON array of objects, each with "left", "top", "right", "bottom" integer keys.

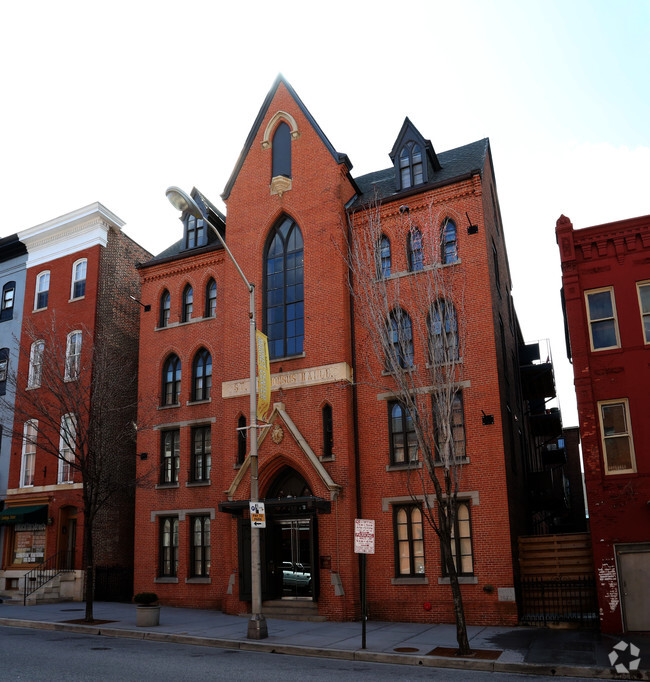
[
  {"left": 354, "top": 518, "right": 375, "bottom": 554},
  {"left": 249, "top": 502, "right": 266, "bottom": 528}
]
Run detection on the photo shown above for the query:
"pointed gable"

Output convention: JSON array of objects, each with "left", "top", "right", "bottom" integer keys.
[
  {"left": 389, "top": 117, "right": 442, "bottom": 192},
  {"left": 221, "top": 74, "right": 357, "bottom": 200}
]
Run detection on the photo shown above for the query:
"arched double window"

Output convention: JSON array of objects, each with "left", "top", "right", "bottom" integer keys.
[
  {"left": 387, "top": 308, "right": 414, "bottom": 369},
  {"left": 441, "top": 219, "right": 458, "bottom": 264},
  {"left": 182, "top": 284, "right": 193, "bottom": 322},
  {"left": 71, "top": 259, "right": 87, "bottom": 299},
  {"left": 389, "top": 401, "right": 418, "bottom": 464},
  {"left": 162, "top": 354, "right": 181, "bottom": 405},
  {"left": 264, "top": 216, "right": 304, "bottom": 359},
  {"left": 159, "top": 290, "right": 171, "bottom": 327},
  {"left": 192, "top": 348, "right": 212, "bottom": 401},
  {"left": 272, "top": 121, "right": 291, "bottom": 179},
  {"left": 205, "top": 279, "right": 217, "bottom": 318},
  {"left": 399, "top": 142, "right": 424, "bottom": 189},
  {"left": 428, "top": 299, "right": 459, "bottom": 365},
  {"left": 186, "top": 214, "right": 206, "bottom": 249},
  {"left": 407, "top": 228, "right": 423, "bottom": 272},
  {"left": 378, "top": 235, "right": 391, "bottom": 278}
]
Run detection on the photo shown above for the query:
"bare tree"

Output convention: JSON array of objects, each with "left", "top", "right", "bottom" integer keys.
[
  {"left": 346, "top": 200, "right": 472, "bottom": 655},
  {"left": 2, "top": 317, "right": 148, "bottom": 622}
]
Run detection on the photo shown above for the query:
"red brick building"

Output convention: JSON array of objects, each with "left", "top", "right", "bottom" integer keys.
[
  {"left": 557, "top": 213, "right": 650, "bottom": 633},
  {"left": 0, "top": 203, "right": 150, "bottom": 602},
  {"left": 133, "top": 77, "right": 532, "bottom": 625}
]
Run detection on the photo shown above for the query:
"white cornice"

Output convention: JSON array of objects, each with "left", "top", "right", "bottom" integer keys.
[{"left": 18, "top": 202, "right": 125, "bottom": 268}]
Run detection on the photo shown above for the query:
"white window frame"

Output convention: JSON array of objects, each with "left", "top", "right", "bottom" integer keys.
[
  {"left": 636, "top": 280, "right": 650, "bottom": 344},
  {"left": 58, "top": 413, "right": 77, "bottom": 484},
  {"left": 65, "top": 330, "right": 82, "bottom": 381},
  {"left": 585, "top": 287, "right": 620, "bottom": 351},
  {"left": 28, "top": 340, "right": 44, "bottom": 388},
  {"left": 598, "top": 398, "right": 636, "bottom": 475},
  {"left": 20, "top": 420, "right": 37, "bottom": 487},
  {"left": 71, "top": 258, "right": 87, "bottom": 300},
  {"left": 34, "top": 271, "right": 50, "bottom": 310}
]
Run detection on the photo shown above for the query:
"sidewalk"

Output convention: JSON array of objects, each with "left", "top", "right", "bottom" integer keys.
[{"left": 1, "top": 600, "right": 649, "bottom": 679}]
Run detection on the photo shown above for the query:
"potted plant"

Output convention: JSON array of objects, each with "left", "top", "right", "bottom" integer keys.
[{"left": 133, "top": 592, "right": 160, "bottom": 627}]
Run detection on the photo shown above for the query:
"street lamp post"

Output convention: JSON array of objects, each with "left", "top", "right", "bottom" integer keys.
[{"left": 165, "top": 186, "right": 268, "bottom": 640}]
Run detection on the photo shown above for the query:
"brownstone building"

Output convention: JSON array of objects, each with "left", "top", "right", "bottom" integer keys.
[{"left": 133, "top": 77, "right": 533, "bottom": 625}]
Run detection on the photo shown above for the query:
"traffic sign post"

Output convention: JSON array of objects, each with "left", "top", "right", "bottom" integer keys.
[
  {"left": 354, "top": 519, "right": 375, "bottom": 649},
  {"left": 250, "top": 502, "right": 266, "bottom": 529}
]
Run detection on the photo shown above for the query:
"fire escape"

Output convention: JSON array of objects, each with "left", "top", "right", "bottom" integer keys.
[{"left": 519, "top": 340, "right": 569, "bottom": 534}]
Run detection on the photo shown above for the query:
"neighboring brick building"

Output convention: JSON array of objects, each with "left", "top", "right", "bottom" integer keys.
[
  {"left": 133, "top": 77, "right": 535, "bottom": 625},
  {"left": 0, "top": 235, "right": 29, "bottom": 568},
  {"left": 557, "top": 212, "right": 650, "bottom": 633},
  {"left": 0, "top": 203, "right": 150, "bottom": 603}
]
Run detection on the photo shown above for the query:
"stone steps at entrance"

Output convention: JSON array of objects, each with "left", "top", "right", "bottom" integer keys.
[{"left": 261, "top": 599, "right": 326, "bottom": 622}]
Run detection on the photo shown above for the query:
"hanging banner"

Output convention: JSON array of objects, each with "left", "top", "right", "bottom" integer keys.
[{"left": 256, "top": 330, "right": 271, "bottom": 422}]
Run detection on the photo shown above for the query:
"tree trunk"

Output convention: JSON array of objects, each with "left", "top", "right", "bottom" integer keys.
[{"left": 447, "top": 554, "right": 472, "bottom": 656}]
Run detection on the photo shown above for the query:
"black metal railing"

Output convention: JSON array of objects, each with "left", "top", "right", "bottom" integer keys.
[
  {"left": 518, "top": 576, "right": 599, "bottom": 626},
  {"left": 23, "top": 550, "right": 75, "bottom": 605}
]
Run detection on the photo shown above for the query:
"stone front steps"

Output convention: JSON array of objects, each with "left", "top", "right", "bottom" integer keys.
[{"left": 261, "top": 598, "right": 326, "bottom": 622}]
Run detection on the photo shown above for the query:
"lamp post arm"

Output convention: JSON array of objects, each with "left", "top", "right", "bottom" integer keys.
[{"left": 202, "top": 217, "right": 253, "bottom": 294}]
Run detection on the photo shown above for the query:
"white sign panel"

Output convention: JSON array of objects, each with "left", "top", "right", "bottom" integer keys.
[
  {"left": 354, "top": 518, "right": 375, "bottom": 554},
  {"left": 249, "top": 502, "right": 266, "bottom": 529}
]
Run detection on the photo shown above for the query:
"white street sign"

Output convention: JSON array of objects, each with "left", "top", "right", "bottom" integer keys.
[
  {"left": 354, "top": 518, "right": 375, "bottom": 554},
  {"left": 250, "top": 502, "right": 266, "bottom": 528}
]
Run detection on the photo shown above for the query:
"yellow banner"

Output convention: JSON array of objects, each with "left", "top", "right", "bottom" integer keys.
[{"left": 256, "top": 330, "right": 271, "bottom": 422}]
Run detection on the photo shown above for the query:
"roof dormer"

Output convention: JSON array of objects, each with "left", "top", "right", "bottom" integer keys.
[
  {"left": 389, "top": 118, "right": 441, "bottom": 192},
  {"left": 180, "top": 189, "right": 226, "bottom": 252}
]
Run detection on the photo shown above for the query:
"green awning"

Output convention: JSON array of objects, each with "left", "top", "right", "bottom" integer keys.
[{"left": 0, "top": 505, "right": 48, "bottom": 525}]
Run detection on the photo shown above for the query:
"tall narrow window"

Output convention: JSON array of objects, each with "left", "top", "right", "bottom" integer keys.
[
  {"left": 161, "top": 429, "right": 180, "bottom": 484},
  {"left": 191, "top": 426, "right": 211, "bottom": 482},
  {"left": 441, "top": 219, "right": 458, "bottom": 264},
  {"left": 192, "top": 348, "right": 212, "bottom": 401},
  {"left": 0, "top": 348, "right": 9, "bottom": 396},
  {"left": 159, "top": 516, "right": 179, "bottom": 577},
  {"left": 492, "top": 240, "right": 501, "bottom": 295},
  {"left": 637, "top": 282, "right": 650, "bottom": 344},
  {"left": 162, "top": 354, "right": 181, "bottom": 405},
  {"left": 599, "top": 399, "right": 636, "bottom": 474},
  {"left": 159, "top": 290, "right": 171, "bottom": 328},
  {"left": 398, "top": 142, "right": 424, "bottom": 189},
  {"left": 21, "top": 420, "right": 37, "bottom": 487},
  {"left": 185, "top": 214, "right": 206, "bottom": 249},
  {"left": 58, "top": 414, "right": 76, "bottom": 483},
  {"left": 322, "top": 403, "right": 333, "bottom": 458},
  {"left": 388, "top": 401, "right": 418, "bottom": 464},
  {"left": 65, "top": 331, "right": 82, "bottom": 381},
  {"left": 585, "top": 287, "right": 619, "bottom": 351},
  {"left": 190, "top": 516, "right": 211, "bottom": 577},
  {"left": 378, "top": 235, "right": 391, "bottom": 278},
  {"left": 264, "top": 216, "right": 304, "bottom": 359},
  {"left": 272, "top": 121, "right": 291, "bottom": 178},
  {"left": 205, "top": 279, "right": 217, "bottom": 318},
  {"left": 237, "top": 414, "right": 247, "bottom": 465},
  {"left": 1, "top": 281, "right": 16, "bottom": 321},
  {"left": 387, "top": 308, "right": 414, "bottom": 369},
  {"left": 71, "top": 259, "right": 87, "bottom": 299},
  {"left": 28, "top": 340, "right": 44, "bottom": 388},
  {"left": 182, "top": 284, "right": 193, "bottom": 322},
  {"left": 394, "top": 504, "right": 425, "bottom": 576},
  {"left": 442, "top": 501, "right": 474, "bottom": 576},
  {"left": 428, "top": 299, "right": 459, "bottom": 365},
  {"left": 407, "top": 228, "right": 423, "bottom": 272},
  {"left": 35, "top": 271, "right": 50, "bottom": 310},
  {"left": 434, "top": 391, "right": 466, "bottom": 462}
]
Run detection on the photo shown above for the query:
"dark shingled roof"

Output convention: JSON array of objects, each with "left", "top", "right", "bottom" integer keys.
[{"left": 352, "top": 138, "right": 489, "bottom": 207}]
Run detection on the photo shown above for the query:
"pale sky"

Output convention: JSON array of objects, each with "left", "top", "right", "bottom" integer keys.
[{"left": 2, "top": 0, "right": 650, "bottom": 426}]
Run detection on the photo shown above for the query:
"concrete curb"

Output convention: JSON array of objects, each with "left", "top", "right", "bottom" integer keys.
[{"left": 1, "top": 617, "right": 648, "bottom": 680}]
